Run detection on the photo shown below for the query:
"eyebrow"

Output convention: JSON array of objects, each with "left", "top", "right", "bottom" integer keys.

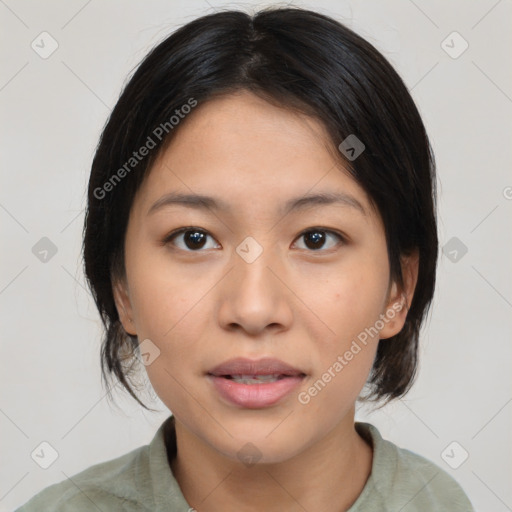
[{"left": 147, "top": 191, "right": 367, "bottom": 217}]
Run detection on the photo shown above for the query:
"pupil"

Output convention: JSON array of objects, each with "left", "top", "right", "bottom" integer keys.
[
  {"left": 185, "top": 230, "right": 206, "bottom": 249},
  {"left": 305, "top": 231, "right": 325, "bottom": 250}
]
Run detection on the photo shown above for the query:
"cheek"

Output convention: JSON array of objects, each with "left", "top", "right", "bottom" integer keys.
[
  {"left": 126, "top": 251, "right": 199, "bottom": 337},
  {"left": 130, "top": 272, "right": 207, "bottom": 412},
  {"left": 320, "top": 262, "right": 388, "bottom": 339},
  {"left": 127, "top": 260, "right": 210, "bottom": 359},
  {"left": 302, "top": 256, "right": 388, "bottom": 384},
  {"left": 304, "top": 279, "right": 382, "bottom": 411}
]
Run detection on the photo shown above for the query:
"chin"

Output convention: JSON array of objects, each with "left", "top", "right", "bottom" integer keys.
[{"left": 212, "top": 427, "right": 308, "bottom": 467}]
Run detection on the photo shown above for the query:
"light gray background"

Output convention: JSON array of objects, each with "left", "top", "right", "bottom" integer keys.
[{"left": 1, "top": 1, "right": 511, "bottom": 511}]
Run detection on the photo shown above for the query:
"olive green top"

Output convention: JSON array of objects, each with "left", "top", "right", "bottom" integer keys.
[{"left": 15, "top": 414, "right": 475, "bottom": 511}]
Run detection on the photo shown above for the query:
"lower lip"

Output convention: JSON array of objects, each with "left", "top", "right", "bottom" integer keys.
[{"left": 208, "top": 375, "right": 304, "bottom": 409}]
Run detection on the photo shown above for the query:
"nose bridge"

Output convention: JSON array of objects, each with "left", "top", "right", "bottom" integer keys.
[
  {"left": 233, "top": 234, "right": 280, "bottom": 295},
  {"left": 217, "top": 234, "right": 291, "bottom": 334}
]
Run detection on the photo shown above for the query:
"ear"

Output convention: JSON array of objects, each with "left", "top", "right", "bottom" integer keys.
[
  {"left": 112, "top": 277, "right": 137, "bottom": 336},
  {"left": 379, "top": 249, "right": 419, "bottom": 340}
]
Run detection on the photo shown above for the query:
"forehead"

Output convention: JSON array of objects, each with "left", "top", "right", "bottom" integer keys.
[{"left": 134, "top": 91, "right": 376, "bottom": 221}]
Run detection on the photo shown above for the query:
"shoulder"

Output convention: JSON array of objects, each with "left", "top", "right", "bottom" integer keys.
[
  {"left": 14, "top": 444, "right": 151, "bottom": 512},
  {"left": 354, "top": 422, "right": 475, "bottom": 512},
  {"left": 390, "top": 443, "right": 475, "bottom": 511}
]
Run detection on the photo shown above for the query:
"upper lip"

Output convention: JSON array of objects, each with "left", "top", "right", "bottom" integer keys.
[{"left": 207, "top": 357, "right": 306, "bottom": 377}]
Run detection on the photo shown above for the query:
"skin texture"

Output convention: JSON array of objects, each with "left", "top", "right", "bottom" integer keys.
[{"left": 113, "top": 90, "right": 419, "bottom": 512}]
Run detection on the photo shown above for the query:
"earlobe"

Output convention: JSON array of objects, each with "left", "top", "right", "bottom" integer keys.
[
  {"left": 379, "top": 249, "right": 419, "bottom": 340},
  {"left": 112, "top": 279, "right": 137, "bottom": 336}
]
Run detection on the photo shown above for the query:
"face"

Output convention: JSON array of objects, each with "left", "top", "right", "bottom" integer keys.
[{"left": 113, "top": 90, "right": 417, "bottom": 464}]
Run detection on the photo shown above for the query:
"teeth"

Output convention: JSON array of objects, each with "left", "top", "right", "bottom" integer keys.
[{"left": 228, "top": 374, "right": 284, "bottom": 384}]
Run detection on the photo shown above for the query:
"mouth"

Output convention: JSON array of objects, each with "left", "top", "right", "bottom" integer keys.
[
  {"left": 206, "top": 357, "right": 307, "bottom": 408},
  {"left": 207, "top": 356, "right": 306, "bottom": 380},
  {"left": 214, "top": 374, "right": 303, "bottom": 384}
]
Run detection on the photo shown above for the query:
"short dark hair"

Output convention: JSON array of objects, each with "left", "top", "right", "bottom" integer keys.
[{"left": 83, "top": 6, "right": 438, "bottom": 410}]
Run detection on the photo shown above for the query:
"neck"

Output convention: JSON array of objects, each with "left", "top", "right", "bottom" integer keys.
[{"left": 169, "top": 408, "right": 373, "bottom": 512}]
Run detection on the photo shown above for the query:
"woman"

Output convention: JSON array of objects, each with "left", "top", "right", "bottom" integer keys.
[{"left": 17, "top": 6, "right": 474, "bottom": 511}]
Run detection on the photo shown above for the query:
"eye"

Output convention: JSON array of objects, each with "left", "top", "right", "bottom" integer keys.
[
  {"left": 293, "top": 228, "right": 345, "bottom": 251},
  {"left": 163, "top": 227, "right": 345, "bottom": 252},
  {"left": 163, "top": 227, "right": 220, "bottom": 251}
]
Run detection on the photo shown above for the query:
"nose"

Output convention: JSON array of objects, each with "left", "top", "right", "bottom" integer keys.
[{"left": 216, "top": 245, "right": 293, "bottom": 337}]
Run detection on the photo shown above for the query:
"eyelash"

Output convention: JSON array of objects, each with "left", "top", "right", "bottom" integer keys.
[{"left": 161, "top": 226, "right": 347, "bottom": 253}]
